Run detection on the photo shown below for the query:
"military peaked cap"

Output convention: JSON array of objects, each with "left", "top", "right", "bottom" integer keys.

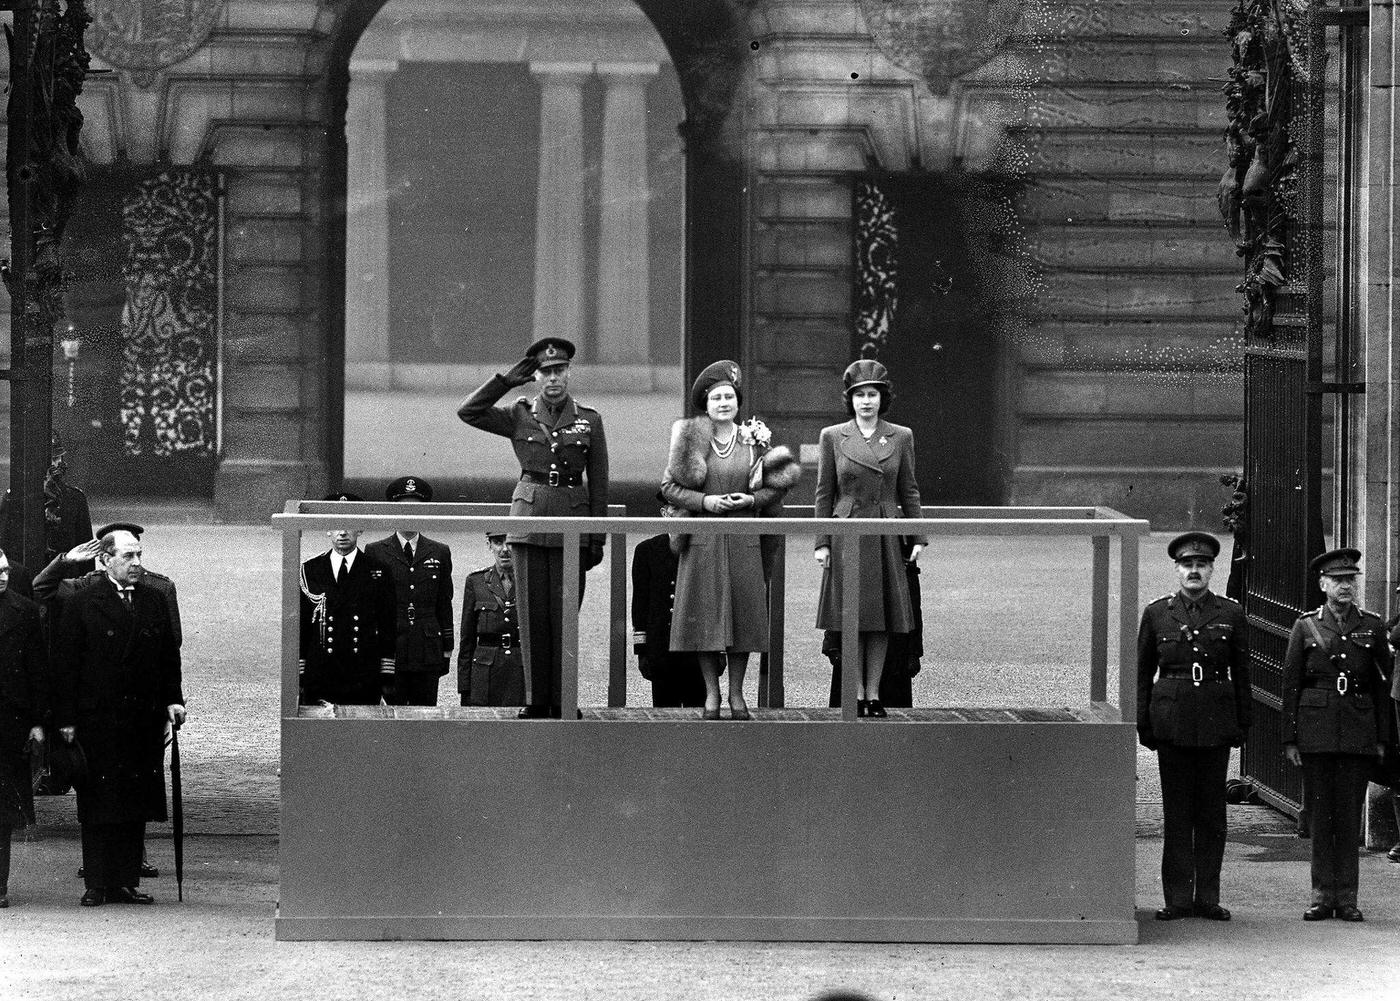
[
  {"left": 1167, "top": 531, "right": 1220, "bottom": 562},
  {"left": 324, "top": 491, "right": 364, "bottom": 502},
  {"left": 1310, "top": 547, "right": 1362, "bottom": 577},
  {"left": 386, "top": 476, "right": 432, "bottom": 502},
  {"left": 525, "top": 337, "right": 575, "bottom": 370},
  {"left": 95, "top": 521, "right": 145, "bottom": 539}
]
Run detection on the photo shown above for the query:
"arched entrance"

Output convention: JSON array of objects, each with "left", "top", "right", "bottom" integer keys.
[{"left": 321, "top": 0, "right": 749, "bottom": 495}]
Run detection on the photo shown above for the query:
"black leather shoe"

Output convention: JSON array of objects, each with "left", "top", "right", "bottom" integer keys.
[
  {"left": 517, "top": 705, "right": 550, "bottom": 719},
  {"left": 856, "top": 700, "right": 869, "bottom": 717},
  {"left": 80, "top": 889, "right": 105, "bottom": 907},
  {"left": 1193, "top": 902, "right": 1231, "bottom": 921},
  {"left": 140, "top": 860, "right": 160, "bottom": 879},
  {"left": 107, "top": 886, "right": 154, "bottom": 905},
  {"left": 1154, "top": 905, "right": 1190, "bottom": 921},
  {"left": 76, "top": 867, "right": 84, "bottom": 879},
  {"left": 1303, "top": 904, "right": 1333, "bottom": 921},
  {"left": 1388, "top": 844, "right": 1400, "bottom": 863},
  {"left": 866, "top": 700, "right": 888, "bottom": 718},
  {"left": 0, "top": 895, "right": 9, "bottom": 909},
  {"left": 1335, "top": 904, "right": 1365, "bottom": 922}
]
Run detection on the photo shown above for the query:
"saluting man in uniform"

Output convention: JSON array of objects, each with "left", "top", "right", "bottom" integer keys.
[
  {"left": 457, "top": 337, "right": 609, "bottom": 719},
  {"left": 1137, "top": 531, "right": 1251, "bottom": 922},
  {"left": 366, "top": 476, "right": 454, "bottom": 706},
  {"left": 1282, "top": 547, "right": 1391, "bottom": 923},
  {"left": 298, "top": 492, "right": 397, "bottom": 706},
  {"left": 458, "top": 532, "right": 525, "bottom": 707}
]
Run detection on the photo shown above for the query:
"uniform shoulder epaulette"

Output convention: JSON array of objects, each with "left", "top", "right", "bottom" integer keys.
[
  {"left": 467, "top": 564, "right": 493, "bottom": 577},
  {"left": 1218, "top": 594, "right": 1240, "bottom": 605},
  {"left": 1359, "top": 607, "right": 1382, "bottom": 620},
  {"left": 1149, "top": 592, "right": 1173, "bottom": 605},
  {"left": 574, "top": 400, "right": 599, "bottom": 414}
]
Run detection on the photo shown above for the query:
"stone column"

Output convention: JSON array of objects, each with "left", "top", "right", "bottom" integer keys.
[
  {"left": 530, "top": 62, "right": 591, "bottom": 351},
  {"left": 345, "top": 59, "right": 397, "bottom": 372},
  {"left": 595, "top": 62, "right": 658, "bottom": 365}
]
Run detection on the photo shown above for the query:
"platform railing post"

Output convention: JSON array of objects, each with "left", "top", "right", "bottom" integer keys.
[
  {"left": 1118, "top": 528, "right": 1140, "bottom": 722},
  {"left": 1090, "top": 534, "right": 1110, "bottom": 704},
  {"left": 763, "top": 530, "right": 787, "bottom": 708},
  {"left": 561, "top": 530, "right": 581, "bottom": 720},
  {"left": 282, "top": 507, "right": 301, "bottom": 719},
  {"left": 840, "top": 529, "right": 861, "bottom": 720},
  {"left": 608, "top": 518, "right": 627, "bottom": 707}
]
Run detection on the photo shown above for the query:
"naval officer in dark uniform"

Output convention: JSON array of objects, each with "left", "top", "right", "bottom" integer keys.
[
  {"left": 457, "top": 337, "right": 609, "bottom": 718},
  {"left": 630, "top": 492, "right": 704, "bottom": 707},
  {"left": 366, "top": 476, "right": 454, "bottom": 706},
  {"left": 458, "top": 531, "right": 525, "bottom": 706},
  {"left": 1136, "top": 531, "right": 1251, "bottom": 921},
  {"left": 1282, "top": 547, "right": 1391, "bottom": 922}
]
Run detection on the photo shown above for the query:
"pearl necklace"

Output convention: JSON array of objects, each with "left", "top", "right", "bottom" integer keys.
[{"left": 711, "top": 431, "right": 737, "bottom": 459}]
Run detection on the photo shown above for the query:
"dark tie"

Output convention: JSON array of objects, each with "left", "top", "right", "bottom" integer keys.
[
  {"left": 403, "top": 541, "right": 413, "bottom": 564},
  {"left": 120, "top": 587, "right": 133, "bottom": 607},
  {"left": 502, "top": 574, "right": 514, "bottom": 601},
  {"left": 336, "top": 560, "right": 347, "bottom": 585}
]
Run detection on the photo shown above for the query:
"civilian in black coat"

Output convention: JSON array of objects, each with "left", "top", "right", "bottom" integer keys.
[
  {"left": 52, "top": 530, "right": 184, "bottom": 906},
  {"left": 631, "top": 514, "right": 704, "bottom": 708},
  {"left": 299, "top": 525, "right": 397, "bottom": 706},
  {"left": 364, "top": 476, "right": 454, "bottom": 706},
  {"left": 0, "top": 549, "right": 47, "bottom": 908}
]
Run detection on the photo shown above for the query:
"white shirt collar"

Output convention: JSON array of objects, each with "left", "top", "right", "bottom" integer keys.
[
  {"left": 330, "top": 549, "right": 359, "bottom": 573},
  {"left": 395, "top": 531, "right": 417, "bottom": 554}
]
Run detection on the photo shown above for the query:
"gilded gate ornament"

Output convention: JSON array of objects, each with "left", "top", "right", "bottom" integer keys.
[{"left": 90, "top": 0, "right": 224, "bottom": 84}]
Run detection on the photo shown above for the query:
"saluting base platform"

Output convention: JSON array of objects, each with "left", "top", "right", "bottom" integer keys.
[{"left": 277, "top": 707, "right": 1137, "bottom": 944}]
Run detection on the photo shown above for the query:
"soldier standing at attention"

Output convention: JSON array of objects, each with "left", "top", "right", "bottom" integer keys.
[
  {"left": 1136, "top": 531, "right": 1251, "bottom": 922},
  {"left": 366, "top": 477, "right": 454, "bottom": 706},
  {"left": 458, "top": 532, "right": 525, "bottom": 707},
  {"left": 1282, "top": 548, "right": 1391, "bottom": 923},
  {"left": 457, "top": 338, "right": 609, "bottom": 719},
  {"left": 298, "top": 492, "right": 398, "bottom": 706}
]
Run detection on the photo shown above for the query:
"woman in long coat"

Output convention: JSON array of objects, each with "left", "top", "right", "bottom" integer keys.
[
  {"left": 0, "top": 549, "right": 48, "bottom": 908},
  {"left": 814, "top": 359, "right": 925, "bottom": 717},
  {"left": 662, "top": 360, "right": 800, "bottom": 720}
]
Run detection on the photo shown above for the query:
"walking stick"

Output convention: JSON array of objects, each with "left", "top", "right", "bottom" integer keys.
[{"left": 170, "top": 725, "right": 184, "bottom": 902}]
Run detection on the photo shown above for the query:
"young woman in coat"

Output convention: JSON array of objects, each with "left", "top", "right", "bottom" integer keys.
[
  {"left": 813, "top": 359, "right": 925, "bottom": 717},
  {"left": 662, "top": 360, "right": 800, "bottom": 720}
]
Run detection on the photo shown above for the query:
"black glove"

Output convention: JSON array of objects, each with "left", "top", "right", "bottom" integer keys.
[
  {"left": 1137, "top": 728, "right": 1158, "bottom": 752},
  {"left": 583, "top": 541, "right": 604, "bottom": 571},
  {"left": 637, "top": 654, "right": 654, "bottom": 681},
  {"left": 501, "top": 356, "right": 539, "bottom": 388}
]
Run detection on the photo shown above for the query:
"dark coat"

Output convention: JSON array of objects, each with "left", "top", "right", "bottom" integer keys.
[
  {"left": 813, "top": 419, "right": 924, "bottom": 633},
  {"left": 52, "top": 579, "right": 183, "bottom": 825},
  {"left": 1283, "top": 604, "right": 1391, "bottom": 755},
  {"left": 1136, "top": 590, "right": 1251, "bottom": 748},
  {"left": 0, "top": 482, "right": 92, "bottom": 563},
  {"left": 298, "top": 549, "right": 396, "bottom": 704},
  {"left": 457, "top": 375, "right": 609, "bottom": 549},
  {"left": 0, "top": 589, "right": 47, "bottom": 826},
  {"left": 457, "top": 565, "right": 524, "bottom": 706},
  {"left": 365, "top": 534, "right": 454, "bottom": 674},
  {"left": 34, "top": 554, "right": 182, "bottom": 647}
]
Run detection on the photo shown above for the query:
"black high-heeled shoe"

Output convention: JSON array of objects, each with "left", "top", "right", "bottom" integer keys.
[{"left": 866, "top": 700, "right": 887, "bottom": 718}]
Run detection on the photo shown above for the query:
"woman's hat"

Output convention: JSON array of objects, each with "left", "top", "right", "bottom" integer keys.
[
  {"left": 691, "top": 359, "right": 743, "bottom": 412},
  {"left": 843, "top": 359, "right": 891, "bottom": 395}
]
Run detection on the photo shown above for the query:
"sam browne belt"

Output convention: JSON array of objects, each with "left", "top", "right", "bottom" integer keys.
[{"left": 521, "top": 470, "right": 583, "bottom": 488}]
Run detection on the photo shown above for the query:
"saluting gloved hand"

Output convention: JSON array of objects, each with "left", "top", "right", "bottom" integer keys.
[
  {"left": 583, "top": 541, "right": 605, "bottom": 571},
  {"left": 501, "top": 355, "right": 540, "bottom": 388}
]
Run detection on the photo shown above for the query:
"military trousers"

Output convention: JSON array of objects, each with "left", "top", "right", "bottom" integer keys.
[
  {"left": 81, "top": 820, "right": 144, "bottom": 890},
  {"left": 649, "top": 653, "right": 706, "bottom": 708},
  {"left": 1156, "top": 744, "right": 1230, "bottom": 908},
  {"left": 1301, "top": 752, "right": 1371, "bottom": 907},
  {"left": 513, "top": 543, "right": 588, "bottom": 711},
  {"left": 390, "top": 672, "right": 440, "bottom": 707}
]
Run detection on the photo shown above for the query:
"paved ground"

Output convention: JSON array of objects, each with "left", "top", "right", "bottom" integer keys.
[{"left": 4, "top": 522, "right": 1399, "bottom": 1000}]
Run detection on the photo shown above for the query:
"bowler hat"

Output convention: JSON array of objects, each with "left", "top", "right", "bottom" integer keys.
[
  {"left": 524, "top": 337, "right": 575, "bottom": 370},
  {"left": 691, "top": 360, "right": 743, "bottom": 412},
  {"left": 386, "top": 476, "right": 433, "bottom": 502},
  {"left": 1310, "top": 547, "right": 1362, "bottom": 577},
  {"left": 1167, "top": 532, "right": 1220, "bottom": 562},
  {"left": 94, "top": 521, "right": 145, "bottom": 540}
]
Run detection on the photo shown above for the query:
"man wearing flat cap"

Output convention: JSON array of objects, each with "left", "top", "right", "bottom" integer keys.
[
  {"left": 457, "top": 532, "right": 525, "bottom": 706},
  {"left": 1282, "top": 547, "right": 1391, "bottom": 922},
  {"left": 1136, "top": 531, "right": 1251, "bottom": 922},
  {"left": 457, "top": 337, "right": 609, "bottom": 718},
  {"left": 366, "top": 477, "right": 454, "bottom": 706}
]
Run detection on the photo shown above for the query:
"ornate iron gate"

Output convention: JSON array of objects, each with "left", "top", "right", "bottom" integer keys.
[{"left": 1223, "top": 1, "right": 1366, "bottom": 814}]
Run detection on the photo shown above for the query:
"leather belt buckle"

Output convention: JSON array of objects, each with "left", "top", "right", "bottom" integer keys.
[
  {"left": 501, "top": 634, "right": 513, "bottom": 650},
  {"left": 1337, "top": 674, "right": 1349, "bottom": 696},
  {"left": 1191, "top": 662, "right": 1203, "bottom": 686},
  {"left": 548, "top": 470, "right": 560, "bottom": 487}
]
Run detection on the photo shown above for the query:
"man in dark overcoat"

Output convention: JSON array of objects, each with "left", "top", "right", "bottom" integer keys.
[
  {"left": 457, "top": 337, "right": 609, "bottom": 718},
  {"left": 365, "top": 476, "right": 454, "bottom": 706},
  {"left": 53, "top": 528, "right": 184, "bottom": 906},
  {"left": 458, "top": 532, "right": 525, "bottom": 707},
  {"left": 298, "top": 495, "right": 397, "bottom": 706},
  {"left": 0, "top": 547, "right": 47, "bottom": 908},
  {"left": 630, "top": 494, "right": 704, "bottom": 708},
  {"left": 1136, "top": 531, "right": 1251, "bottom": 922},
  {"left": 1282, "top": 547, "right": 1391, "bottom": 922}
]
